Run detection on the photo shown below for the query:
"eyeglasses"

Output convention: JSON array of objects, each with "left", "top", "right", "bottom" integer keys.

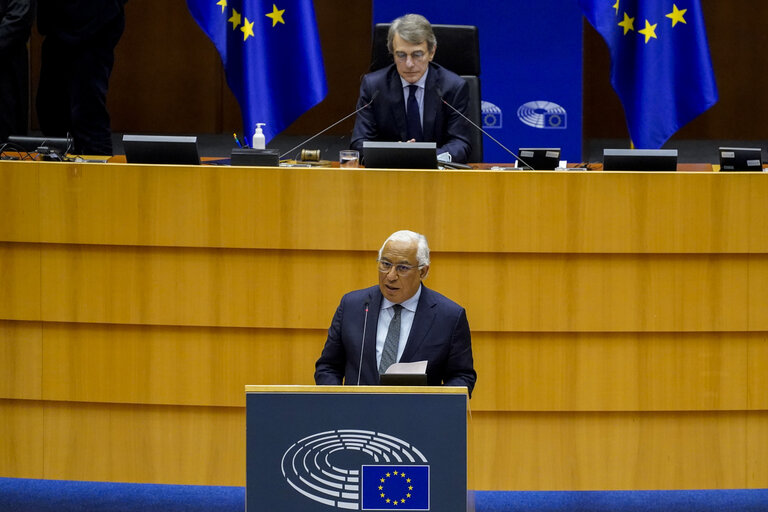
[
  {"left": 394, "top": 50, "right": 427, "bottom": 62},
  {"left": 377, "top": 259, "right": 424, "bottom": 276}
]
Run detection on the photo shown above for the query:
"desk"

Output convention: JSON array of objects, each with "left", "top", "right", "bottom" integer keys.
[{"left": 1, "top": 160, "right": 766, "bottom": 489}]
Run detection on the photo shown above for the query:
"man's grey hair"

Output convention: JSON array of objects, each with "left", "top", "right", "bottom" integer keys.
[
  {"left": 379, "top": 230, "right": 431, "bottom": 267},
  {"left": 387, "top": 14, "right": 437, "bottom": 54}
]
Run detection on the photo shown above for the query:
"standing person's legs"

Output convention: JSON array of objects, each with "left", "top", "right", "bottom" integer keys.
[
  {"left": 36, "top": 35, "right": 74, "bottom": 141},
  {"left": 68, "top": 13, "right": 125, "bottom": 155}
]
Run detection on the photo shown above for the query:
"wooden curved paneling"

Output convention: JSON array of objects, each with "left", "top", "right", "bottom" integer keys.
[
  {"left": 5, "top": 163, "right": 762, "bottom": 253},
  {"left": 1, "top": 162, "right": 767, "bottom": 490},
  {"left": 2, "top": 244, "right": 758, "bottom": 332}
]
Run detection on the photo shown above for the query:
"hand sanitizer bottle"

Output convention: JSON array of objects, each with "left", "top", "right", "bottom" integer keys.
[{"left": 252, "top": 123, "right": 266, "bottom": 150}]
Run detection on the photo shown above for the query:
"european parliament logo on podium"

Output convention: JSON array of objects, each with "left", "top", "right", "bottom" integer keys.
[
  {"left": 246, "top": 388, "right": 467, "bottom": 512},
  {"left": 280, "top": 429, "right": 431, "bottom": 510}
]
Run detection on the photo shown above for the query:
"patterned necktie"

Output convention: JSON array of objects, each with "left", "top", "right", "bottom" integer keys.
[
  {"left": 406, "top": 84, "right": 423, "bottom": 141},
  {"left": 379, "top": 305, "right": 403, "bottom": 374}
]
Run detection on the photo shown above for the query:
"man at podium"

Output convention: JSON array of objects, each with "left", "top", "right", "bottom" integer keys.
[{"left": 315, "top": 230, "right": 476, "bottom": 395}]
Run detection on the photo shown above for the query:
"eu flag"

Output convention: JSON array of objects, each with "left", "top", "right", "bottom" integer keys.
[
  {"left": 578, "top": 0, "right": 718, "bottom": 148},
  {"left": 361, "top": 465, "right": 429, "bottom": 510},
  {"left": 187, "top": 0, "right": 327, "bottom": 143}
]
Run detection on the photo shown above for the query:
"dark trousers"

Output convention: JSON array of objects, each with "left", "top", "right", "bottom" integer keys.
[
  {"left": 36, "top": 12, "right": 124, "bottom": 155},
  {"left": 0, "top": 44, "right": 29, "bottom": 142}
]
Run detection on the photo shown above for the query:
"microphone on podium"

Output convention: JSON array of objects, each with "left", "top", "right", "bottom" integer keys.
[
  {"left": 279, "top": 90, "right": 380, "bottom": 160},
  {"left": 436, "top": 88, "right": 534, "bottom": 170},
  {"left": 356, "top": 297, "right": 371, "bottom": 386}
]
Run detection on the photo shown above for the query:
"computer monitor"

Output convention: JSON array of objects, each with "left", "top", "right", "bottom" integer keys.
[
  {"left": 517, "top": 147, "right": 561, "bottom": 170},
  {"left": 362, "top": 141, "right": 437, "bottom": 169},
  {"left": 602, "top": 149, "right": 678, "bottom": 172},
  {"left": 6, "top": 135, "right": 70, "bottom": 154},
  {"left": 123, "top": 135, "right": 200, "bottom": 165},
  {"left": 718, "top": 147, "right": 764, "bottom": 172}
]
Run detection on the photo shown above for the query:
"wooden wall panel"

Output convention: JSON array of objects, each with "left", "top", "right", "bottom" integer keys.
[
  {"left": 42, "top": 401, "right": 245, "bottom": 486},
  {"left": 41, "top": 323, "right": 320, "bottom": 406},
  {"left": 473, "top": 332, "right": 750, "bottom": 412},
  {"left": 36, "top": 324, "right": 752, "bottom": 411},
  {"left": 0, "top": 161, "right": 39, "bottom": 242},
  {"left": 32, "top": 166, "right": 767, "bottom": 253},
  {"left": 0, "top": 243, "right": 41, "bottom": 321},
  {"left": 39, "top": 245, "right": 753, "bottom": 332},
  {"left": 2, "top": 163, "right": 767, "bottom": 490},
  {"left": 38, "top": 326, "right": 755, "bottom": 413},
  {"left": 0, "top": 321, "right": 42, "bottom": 400},
  {"left": 747, "top": 414, "right": 768, "bottom": 487},
  {"left": 467, "top": 411, "right": 749, "bottom": 491},
  {"left": 3, "top": 399, "right": 760, "bottom": 490},
  {"left": 748, "top": 335, "right": 768, "bottom": 410},
  {"left": 0, "top": 400, "right": 45, "bottom": 478},
  {"left": 749, "top": 258, "right": 768, "bottom": 331}
]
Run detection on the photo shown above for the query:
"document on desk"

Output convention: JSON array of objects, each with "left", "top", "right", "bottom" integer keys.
[{"left": 385, "top": 360, "right": 428, "bottom": 375}]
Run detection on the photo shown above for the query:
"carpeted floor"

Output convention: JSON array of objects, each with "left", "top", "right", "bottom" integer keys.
[{"left": 2, "top": 478, "right": 768, "bottom": 512}]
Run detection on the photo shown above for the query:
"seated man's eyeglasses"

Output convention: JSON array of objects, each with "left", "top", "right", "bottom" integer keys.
[
  {"left": 394, "top": 50, "right": 426, "bottom": 62},
  {"left": 377, "top": 259, "right": 424, "bottom": 275}
]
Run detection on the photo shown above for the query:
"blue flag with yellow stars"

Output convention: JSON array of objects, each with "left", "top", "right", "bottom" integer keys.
[
  {"left": 578, "top": 0, "right": 718, "bottom": 149},
  {"left": 187, "top": 0, "right": 327, "bottom": 143},
  {"left": 361, "top": 465, "right": 429, "bottom": 510}
]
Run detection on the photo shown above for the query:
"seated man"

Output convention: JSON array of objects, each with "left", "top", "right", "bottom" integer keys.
[
  {"left": 314, "top": 230, "right": 476, "bottom": 396},
  {"left": 350, "top": 14, "right": 472, "bottom": 163}
]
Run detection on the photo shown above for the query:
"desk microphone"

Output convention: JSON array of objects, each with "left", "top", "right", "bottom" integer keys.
[
  {"left": 280, "top": 90, "right": 380, "bottom": 160},
  {"left": 356, "top": 298, "right": 371, "bottom": 386},
  {"left": 436, "top": 88, "right": 534, "bottom": 170}
]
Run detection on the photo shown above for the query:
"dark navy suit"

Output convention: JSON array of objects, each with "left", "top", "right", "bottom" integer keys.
[
  {"left": 350, "top": 62, "right": 472, "bottom": 163},
  {"left": 314, "top": 285, "right": 476, "bottom": 396}
]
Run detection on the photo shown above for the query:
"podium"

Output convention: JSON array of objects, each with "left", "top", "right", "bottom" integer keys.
[{"left": 245, "top": 385, "right": 468, "bottom": 511}]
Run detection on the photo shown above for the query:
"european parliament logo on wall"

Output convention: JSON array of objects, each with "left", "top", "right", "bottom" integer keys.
[
  {"left": 481, "top": 100, "right": 503, "bottom": 129},
  {"left": 281, "top": 429, "right": 430, "bottom": 510},
  {"left": 517, "top": 100, "right": 568, "bottom": 129}
]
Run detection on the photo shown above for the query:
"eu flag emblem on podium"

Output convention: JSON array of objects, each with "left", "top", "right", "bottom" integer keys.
[
  {"left": 362, "top": 465, "right": 429, "bottom": 510},
  {"left": 578, "top": 0, "right": 718, "bottom": 149},
  {"left": 187, "top": 0, "right": 327, "bottom": 143}
]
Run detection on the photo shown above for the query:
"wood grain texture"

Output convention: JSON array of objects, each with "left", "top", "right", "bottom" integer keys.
[
  {"left": 25, "top": 165, "right": 766, "bottom": 253},
  {"left": 0, "top": 161, "right": 39, "bottom": 242},
  {"left": 2, "top": 162, "right": 767, "bottom": 490},
  {"left": 0, "top": 399, "right": 44, "bottom": 478},
  {"left": 37, "top": 324, "right": 759, "bottom": 413},
  {"left": 0, "top": 243, "right": 41, "bottom": 321},
  {"left": 42, "top": 401, "right": 244, "bottom": 485},
  {"left": 0, "top": 321, "right": 42, "bottom": 399},
  {"left": 467, "top": 411, "right": 755, "bottom": 490},
  {"left": 36, "top": 244, "right": 753, "bottom": 332}
]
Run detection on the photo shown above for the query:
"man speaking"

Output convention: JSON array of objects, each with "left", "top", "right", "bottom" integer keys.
[
  {"left": 314, "top": 230, "right": 476, "bottom": 396},
  {"left": 350, "top": 14, "right": 473, "bottom": 164}
]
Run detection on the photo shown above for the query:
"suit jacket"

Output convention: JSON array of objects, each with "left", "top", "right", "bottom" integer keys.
[
  {"left": 314, "top": 285, "right": 476, "bottom": 395},
  {"left": 350, "top": 62, "right": 472, "bottom": 163}
]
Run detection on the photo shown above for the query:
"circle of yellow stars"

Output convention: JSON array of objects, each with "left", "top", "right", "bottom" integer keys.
[
  {"left": 378, "top": 469, "right": 414, "bottom": 506},
  {"left": 215, "top": 0, "right": 286, "bottom": 42},
  {"left": 612, "top": 1, "right": 688, "bottom": 44}
]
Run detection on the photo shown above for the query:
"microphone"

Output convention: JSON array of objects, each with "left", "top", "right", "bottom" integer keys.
[
  {"left": 280, "top": 90, "right": 380, "bottom": 160},
  {"left": 356, "top": 298, "right": 371, "bottom": 386},
  {"left": 436, "top": 88, "right": 534, "bottom": 170}
]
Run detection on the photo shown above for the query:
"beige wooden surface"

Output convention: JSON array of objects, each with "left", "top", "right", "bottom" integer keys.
[
  {"left": 0, "top": 243, "right": 762, "bottom": 333},
  {"left": 1, "top": 161, "right": 766, "bottom": 490},
  {"left": 1, "top": 163, "right": 764, "bottom": 252}
]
